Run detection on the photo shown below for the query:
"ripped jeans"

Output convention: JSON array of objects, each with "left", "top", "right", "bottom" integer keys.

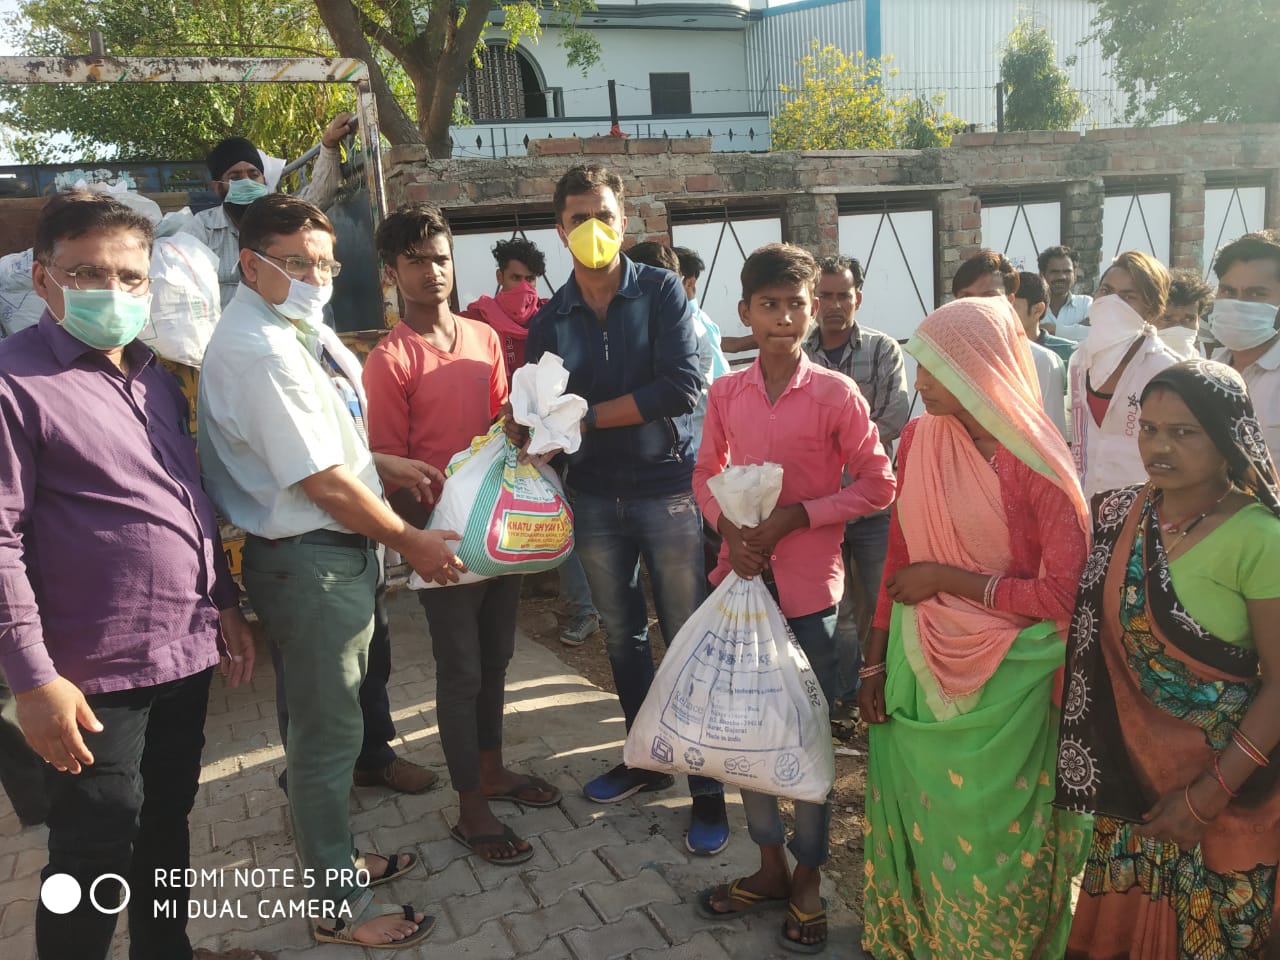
[{"left": 569, "top": 487, "right": 721, "bottom": 799}]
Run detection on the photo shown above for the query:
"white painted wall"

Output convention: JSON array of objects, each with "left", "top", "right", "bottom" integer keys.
[
  {"left": 839, "top": 208, "right": 937, "bottom": 395},
  {"left": 980, "top": 200, "right": 1061, "bottom": 272},
  {"left": 528, "top": 28, "right": 752, "bottom": 118},
  {"left": 1203, "top": 186, "right": 1268, "bottom": 279},
  {"left": 1101, "top": 192, "right": 1171, "bottom": 266},
  {"left": 671, "top": 216, "right": 783, "bottom": 363}
]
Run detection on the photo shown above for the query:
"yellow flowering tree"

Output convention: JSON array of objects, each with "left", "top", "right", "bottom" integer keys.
[{"left": 771, "top": 43, "right": 967, "bottom": 151}]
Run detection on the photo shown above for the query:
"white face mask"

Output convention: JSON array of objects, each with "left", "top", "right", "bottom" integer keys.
[
  {"left": 256, "top": 253, "right": 333, "bottom": 321},
  {"left": 1208, "top": 299, "right": 1280, "bottom": 352},
  {"left": 1157, "top": 324, "right": 1199, "bottom": 359},
  {"left": 1082, "top": 295, "right": 1148, "bottom": 384}
]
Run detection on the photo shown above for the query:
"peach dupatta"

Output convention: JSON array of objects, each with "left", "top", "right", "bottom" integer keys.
[
  {"left": 897, "top": 414, "right": 1034, "bottom": 714},
  {"left": 899, "top": 297, "right": 1091, "bottom": 715}
]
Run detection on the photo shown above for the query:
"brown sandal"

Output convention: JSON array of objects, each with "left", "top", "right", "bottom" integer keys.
[{"left": 777, "top": 899, "right": 828, "bottom": 954}]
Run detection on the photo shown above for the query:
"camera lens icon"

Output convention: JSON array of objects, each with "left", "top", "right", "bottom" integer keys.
[{"left": 40, "top": 873, "right": 130, "bottom": 915}]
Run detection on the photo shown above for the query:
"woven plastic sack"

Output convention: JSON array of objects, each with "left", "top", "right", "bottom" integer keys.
[
  {"left": 0, "top": 249, "right": 43, "bottom": 337},
  {"left": 623, "top": 463, "right": 834, "bottom": 802},
  {"left": 408, "top": 422, "right": 573, "bottom": 589},
  {"left": 142, "top": 234, "right": 220, "bottom": 366}
]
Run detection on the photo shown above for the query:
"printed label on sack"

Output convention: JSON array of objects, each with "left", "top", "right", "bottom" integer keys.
[
  {"left": 658, "top": 627, "right": 801, "bottom": 752},
  {"left": 494, "top": 508, "right": 573, "bottom": 556}
]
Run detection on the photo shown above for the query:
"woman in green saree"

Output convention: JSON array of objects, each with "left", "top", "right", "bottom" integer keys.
[{"left": 859, "top": 296, "right": 1092, "bottom": 958}]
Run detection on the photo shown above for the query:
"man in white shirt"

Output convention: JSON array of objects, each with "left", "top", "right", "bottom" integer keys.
[
  {"left": 1207, "top": 231, "right": 1280, "bottom": 463},
  {"left": 200, "top": 194, "right": 463, "bottom": 950},
  {"left": 1038, "top": 245, "right": 1093, "bottom": 341},
  {"left": 181, "top": 113, "right": 353, "bottom": 307}
]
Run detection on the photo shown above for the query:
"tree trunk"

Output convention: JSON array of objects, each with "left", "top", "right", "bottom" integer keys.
[{"left": 313, "top": 0, "right": 423, "bottom": 147}]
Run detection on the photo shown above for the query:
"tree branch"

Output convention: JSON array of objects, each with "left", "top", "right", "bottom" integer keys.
[
  {"left": 423, "top": 0, "right": 491, "bottom": 143},
  {"left": 313, "top": 0, "right": 422, "bottom": 146},
  {"left": 356, "top": 8, "right": 409, "bottom": 64}
]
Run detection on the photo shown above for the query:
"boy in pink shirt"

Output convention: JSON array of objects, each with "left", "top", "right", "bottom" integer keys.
[{"left": 692, "top": 243, "right": 895, "bottom": 953}]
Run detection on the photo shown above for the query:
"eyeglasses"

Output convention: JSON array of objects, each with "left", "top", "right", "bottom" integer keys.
[
  {"left": 255, "top": 250, "right": 343, "bottom": 279},
  {"left": 50, "top": 263, "right": 151, "bottom": 294}
]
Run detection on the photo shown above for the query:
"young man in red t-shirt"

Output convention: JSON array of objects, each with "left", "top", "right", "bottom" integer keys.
[{"left": 363, "top": 204, "right": 562, "bottom": 867}]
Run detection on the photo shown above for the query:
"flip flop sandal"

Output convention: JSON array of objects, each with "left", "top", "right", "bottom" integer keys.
[
  {"left": 484, "top": 775, "right": 563, "bottom": 808},
  {"left": 777, "top": 898, "right": 829, "bottom": 955},
  {"left": 314, "top": 903, "right": 435, "bottom": 950},
  {"left": 359, "top": 850, "right": 419, "bottom": 887},
  {"left": 449, "top": 823, "right": 536, "bottom": 865},
  {"left": 695, "top": 879, "right": 789, "bottom": 920}
]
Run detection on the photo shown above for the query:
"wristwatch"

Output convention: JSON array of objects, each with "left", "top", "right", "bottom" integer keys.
[{"left": 582, "top": 406, "right": 598, "bottom": 432}]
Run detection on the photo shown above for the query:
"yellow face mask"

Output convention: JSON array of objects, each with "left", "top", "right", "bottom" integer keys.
[{"left": 565, "top": 218, "right": 623, "bottom": 270}]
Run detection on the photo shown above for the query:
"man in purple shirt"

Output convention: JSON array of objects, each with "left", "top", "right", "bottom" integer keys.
[{"left": 0, "top": 191, "right": 259, "bottom": 960}]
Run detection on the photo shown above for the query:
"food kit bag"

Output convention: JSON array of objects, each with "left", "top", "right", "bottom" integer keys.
[
  {"left": 144, "top": 233, "right": 220, "bottom": 366},
  {"left": 409, "top": 354, "right": 582, "bottom": 589},
  {"left": 623, "top": 463, "right": 835, "bottom": 803}
]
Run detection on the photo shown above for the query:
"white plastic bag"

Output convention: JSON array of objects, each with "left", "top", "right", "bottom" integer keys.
[
  {"left": 143, "top": 234, "right": 220, "bottom": 366},
  {"left": 407, "top": 423, "right": 574, "bottom": 590},
  {"left": 623, "top": 463, "right": 835, "bottom": 803},
  {"left": 0, "top": 249, "right": 43, "bottom": 336},
  {"left": 510, "top": 353, "right": 588, "bottom": 456}
]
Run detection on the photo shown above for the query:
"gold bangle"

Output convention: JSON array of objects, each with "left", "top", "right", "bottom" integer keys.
[{"left": 1184, "top": 784, "right": 1211, "bottom": 826}]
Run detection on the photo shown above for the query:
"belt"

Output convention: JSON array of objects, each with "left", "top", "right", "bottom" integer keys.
[{"left": 250, "top": 530, "right": 376, "bottom": 551}]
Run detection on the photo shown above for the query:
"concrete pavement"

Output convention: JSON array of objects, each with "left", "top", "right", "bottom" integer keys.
[{"left": 0, "top": 589, "right": 859, "bottom": 959}]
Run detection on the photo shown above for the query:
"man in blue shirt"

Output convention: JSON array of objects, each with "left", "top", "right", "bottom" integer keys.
[{"left": 508, "top": 164, "right": 729, "bottom": 855}]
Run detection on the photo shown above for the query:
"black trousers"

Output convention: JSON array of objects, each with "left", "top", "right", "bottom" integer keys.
[{"left": 37, "top": 668, "right": 212, "bottom": 960}]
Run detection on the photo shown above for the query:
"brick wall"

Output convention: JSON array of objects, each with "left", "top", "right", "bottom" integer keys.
[{"left": 388, "top": 124, "right": 1280, "bottom": 302}]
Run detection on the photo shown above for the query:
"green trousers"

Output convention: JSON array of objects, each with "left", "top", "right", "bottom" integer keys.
[{"left": 242, "top": 537, "right": 377, "bottom": 920}]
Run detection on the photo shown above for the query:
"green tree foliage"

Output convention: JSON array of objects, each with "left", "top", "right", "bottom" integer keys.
[
  {"left": 0, "top": 0, "right": 351, "bottom": 162},
  {"left": 314, "top": 0, "right": 600, "bottom": 158},
  {"left": 1091, "top": 0, "right": 1280, "bottom": 123},
  {"left": 999, "top": 19, "right": 1085, "bottom": 131},
  {"left": 770, "top": 44, "right": 966, "bottom": 151}
]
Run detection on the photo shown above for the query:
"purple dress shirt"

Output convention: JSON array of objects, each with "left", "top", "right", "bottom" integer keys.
[{"left": 0, "top": 313, "right": 238, "bottom": 695}]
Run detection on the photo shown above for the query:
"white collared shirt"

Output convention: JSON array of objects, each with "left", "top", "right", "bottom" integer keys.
[
  {"left": 1029, "top": 340, "right": 1068, "bottom": 438},
  {"left": 1047, "top": 293, "right": 1094, "bottom": 342},
  {"left": 1213, "top": 337, "right": 1280, "bottom": 465},
  {"left": 198, "top": 285, "right": 382, "bottom": 538}
]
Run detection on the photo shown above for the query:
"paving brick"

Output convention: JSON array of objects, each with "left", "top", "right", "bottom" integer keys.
[
  {"left": 360, "top": 810, "right": 451, "bottom": 857},
  {"left": 212, "top": 808, "right": 284, "bottom": 850},
  {"left": 444, "top": 873, "right": 536, "bottom": 938},
  {"left": 421, "top": 855, "right": 480, "bottom": 902},
  {"left": 503, "top": 890, "right": 600, "bottom": 953},
  {"left": 517, "top": 936, "right": 575, "bottom": 960},
  {"left": 527, "top": 850, "right": 614, "bottom": 907},
  {"left": 631, "top": 929, "right": 733, "bottom": 960},
  {"left": 557, "top": 792, "right": 609, "bottom": 828},
  {"left": 582, "top": 870, "right": 682, "bottom": 922},
  {"left": 542, "top": 819, "right": 624, "bottom": 865},
  {"left": 393, "top": 784, "right": 457, "bottom": 822},
  {"left": 468, "top": 837, "right": 557, "bottom": 891},
  {"left": 189, "top": 793, "right": 249, "bottom": 828},
  {"left": 497, "top": 804, "right": 573, "bottom": 838},
  {"left": 349, "top": 798, "right": 409, "bottom": 835},
  {"left": 11, "top": 848, "right": 43, "bottom": 880},
  {"left": 646, "top": 898, "right": 743, "bottom": 946},
  {"left": 598, "top": 835, "right": 688, "bottom": 879},
  {"left": 418, "top": 917, "right": 516, "bottom": 959},
  {"left": 564, "top": 909, "right": 665, "bottom": 960},
  {"left": 0, "top": 896, "right": 35, "bottom": 937}
]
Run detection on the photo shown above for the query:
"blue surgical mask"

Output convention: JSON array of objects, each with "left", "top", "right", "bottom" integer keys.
[
  {"left": 55, "top": 285, "right": 152, "bottom": 350},
  {"left": 224, "top": 178, "right": 269, "bottom": 205}
]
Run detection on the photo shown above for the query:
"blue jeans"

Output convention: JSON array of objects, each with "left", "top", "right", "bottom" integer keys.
[
  {"left": 557, "top": 549, "right": 597, "bottom": 618},
  {"left": 740, "top": 606, "right": 837, "bottom": 868},
  {"left": 836, "top": 514, "right": 892, "bottom": 701},
  {"left": 571, "top": 488, "right": 721, "bottom": 799}
]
